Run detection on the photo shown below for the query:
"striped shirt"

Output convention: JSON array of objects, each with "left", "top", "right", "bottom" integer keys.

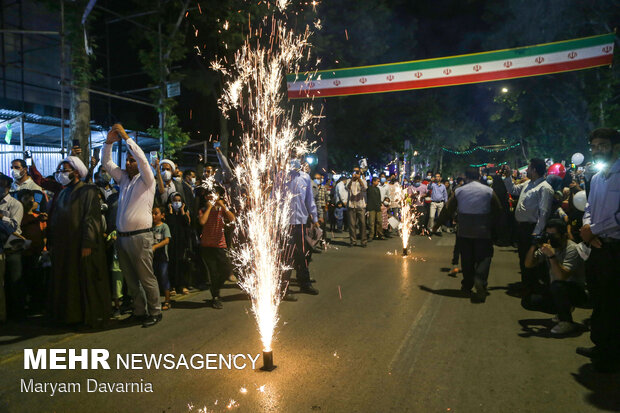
[{"left": 199, "top": 207, "right": 227, "bottom": 248}]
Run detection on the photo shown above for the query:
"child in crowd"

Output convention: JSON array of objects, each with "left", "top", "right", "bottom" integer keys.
[
  {"left": 152, "top": 206, "right": 172, "bottom": 310},
  {"left": 198, "top": 186, "right": 235, "bottom": 309},
  {"left": 166, "top": 192, "right": 192, "bottom": 297},
  {"left": 334, "top": 201, "right": 346, "bottom": 232}
]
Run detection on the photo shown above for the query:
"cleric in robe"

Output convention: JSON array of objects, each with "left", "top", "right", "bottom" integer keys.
[{"left": 48, "top": 156, "right": 110, "bottom": 328}]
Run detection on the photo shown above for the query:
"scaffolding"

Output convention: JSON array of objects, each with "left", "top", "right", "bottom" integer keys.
[{"left": 0, "top": 0, "right": 194, "bottom": 169}]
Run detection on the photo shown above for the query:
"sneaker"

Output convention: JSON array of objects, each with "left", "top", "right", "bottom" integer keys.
[
  {"left": 550, "top": 321, "right": 577, "bottom": 335},
  {"left": 212, "top": 297, "right": 223, "bottom": 309},
  {"left": 142, "top": 314, "right": 162, "bottom": 328},
  {"left": 112, "top": 308, "right": 121, "bottom": 319}
]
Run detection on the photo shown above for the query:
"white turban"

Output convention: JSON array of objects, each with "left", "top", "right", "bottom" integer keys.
[
  {"left": 62, "top": 156, "right": 88, "bottom": 179},
  {"left": 160, "top": 159, "right": 176, "bottom": 170}
]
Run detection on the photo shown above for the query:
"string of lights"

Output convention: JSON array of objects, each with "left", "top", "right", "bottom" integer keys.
[
  {"left": 469, "top": 161, "right": 508, "bottom": 168},
  {"left": 442, "top": 142, "right": 521, "bottom": 155}
]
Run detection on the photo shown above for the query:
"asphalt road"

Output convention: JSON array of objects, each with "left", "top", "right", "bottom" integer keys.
[{"left": 1, "top": 231, "right": 618, "bottom": 412}]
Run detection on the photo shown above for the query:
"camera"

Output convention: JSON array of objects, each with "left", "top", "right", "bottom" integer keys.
[{"left": 532, "top": 233, "right": 550, "bottom": 247}]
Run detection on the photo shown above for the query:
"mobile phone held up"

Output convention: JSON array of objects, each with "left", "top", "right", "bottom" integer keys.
[
  {"left": 150, "top": 151, "right": 158, "bottom": 163},
  {"left": 213, "top": 142, "right": 221, "bottom": 149}
]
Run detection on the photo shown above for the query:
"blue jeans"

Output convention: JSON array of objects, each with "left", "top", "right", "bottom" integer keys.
[{"left": 153, "top": 257, "right": 170, "bottom": 292}]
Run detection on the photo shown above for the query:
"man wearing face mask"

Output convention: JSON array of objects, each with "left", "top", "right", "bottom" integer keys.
[
  {"left": 577, "top": 127, "right": 620, "bottom": 373},
  {"left": 0, "top": 172, "right": 23, "bottom": 322},
  {"left": 10, "top": 159, "right": 42, "bottom": 193},
  {"left": 282, "top": 156, "right": 320, "bottom": 297},
  {"left": 102, "top": 123, "right": 161, "bottom": 328},
  {"left": 524, "top": 219, "right": 586, "bottom": 335},
  {"left": 502, "top": 159, "right": 553, "bottom": 296},
  {"left": 155, "top": 159, "right": 185, "bottom": 207},
  {"left": 378, "top": 172, "right": 389, "bottom": 203},
  {"left": 347, "top": 167, "right": 368, "bottom": 247},
  {"left": 48, "top": 156, "right": 110, "bottom": 327}
]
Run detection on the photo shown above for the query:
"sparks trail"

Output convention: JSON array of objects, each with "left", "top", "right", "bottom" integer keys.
[
  {"left": 394, "top": 186, "right": 419, "bottom": 254},
  {"left": 212, "top": 1, "right": 321, "bottom": 353}
]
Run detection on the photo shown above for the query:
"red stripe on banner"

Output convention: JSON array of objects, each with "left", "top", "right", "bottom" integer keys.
[{"left": 288, "top": 54, "right": 613, "bottom": 99}]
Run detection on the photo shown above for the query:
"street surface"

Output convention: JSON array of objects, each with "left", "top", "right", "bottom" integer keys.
[{"left": 1, "top": 231, "right": 618, "bottom": 412}]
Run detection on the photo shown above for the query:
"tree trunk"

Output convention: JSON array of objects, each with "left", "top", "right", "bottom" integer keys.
[{"left": 69, "top": 82, "right": 91, "bottom": 166}]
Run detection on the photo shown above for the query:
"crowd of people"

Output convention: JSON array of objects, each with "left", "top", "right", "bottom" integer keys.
[{"left": 0, "top": 124, "right": 618, "bottom": 373}]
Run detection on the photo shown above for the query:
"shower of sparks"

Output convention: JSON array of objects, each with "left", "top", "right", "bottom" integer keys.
[
  {"left": 239, "top": 387, "right": 248, "bottom": 394},
  {"left": 213, "top": 1, "right": 320, "bottom": 353},
  {"left": 394, "top": 186, "right": 417, "bottom": 252}
]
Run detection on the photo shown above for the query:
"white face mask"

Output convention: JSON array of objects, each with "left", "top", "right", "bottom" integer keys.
[
  {"left": 172, "top": 201, "right": 182, "bottom": 211},
  {"left": 55, "top": 171, "right": 72, "bottom": 186},
  {"left": 11, "top": 169, "right": 23, "bottom": 180},
  {"left": 487, "top": 179, "right": 493, "bottom": 186},
  {"left": 190, "top": 177, "right": 196, "bottom": 186},
  {"left": 161, "top": 170, "right": 172, "bottom": 181}
]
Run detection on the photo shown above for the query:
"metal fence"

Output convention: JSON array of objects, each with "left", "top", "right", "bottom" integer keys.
[{"left": 0, "top": 144, "right": 127, "bottom": 177}]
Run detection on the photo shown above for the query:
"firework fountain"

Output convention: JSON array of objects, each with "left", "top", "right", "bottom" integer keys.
[
  {"left": 395, "top": 186, "right": 416, "bottom": 256},
  {"left": 212, "top": 1, "right": 318, "bottom": 370}
]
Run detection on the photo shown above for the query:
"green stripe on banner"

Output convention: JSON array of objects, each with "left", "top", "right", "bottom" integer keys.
[{"left": 286, "top": 33, "right": 614, "bottom": 82}]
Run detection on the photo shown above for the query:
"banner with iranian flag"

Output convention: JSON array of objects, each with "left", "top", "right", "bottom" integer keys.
[{"left": 287, "top": 33, "right": 615, "bottom": 99}]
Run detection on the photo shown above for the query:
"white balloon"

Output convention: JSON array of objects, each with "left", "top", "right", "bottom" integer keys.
[
  {"left": 573, "top": 190, "right": 587, "bottom": 212},
  {"left": 571, "top": 152, "right": 584, "bottom": 166}
]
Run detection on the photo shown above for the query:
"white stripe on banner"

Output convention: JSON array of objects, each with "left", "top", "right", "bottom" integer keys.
[{"left": 288, "top": 44, "right": 608, "bottom": 93}]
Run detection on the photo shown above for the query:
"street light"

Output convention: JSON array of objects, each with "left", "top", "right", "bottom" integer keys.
[{"left": 501, "top": 87, "right": 509, "bottom": 93}]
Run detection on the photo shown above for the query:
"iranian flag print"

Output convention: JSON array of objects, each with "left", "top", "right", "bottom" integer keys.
[{"left": 287, "top": 33, "right": 615, "bottom": 99}]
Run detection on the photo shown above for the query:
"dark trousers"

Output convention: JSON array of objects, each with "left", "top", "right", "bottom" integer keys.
[
  {"left": 521, "top": 280, "right": 587, "bottom": 322},
  {"left": 517, "top": 222, "right": 544, "bottom": 289},
  {"left": 368, "top": 210, "right": 383, "bottom": 239},
  {"left": 451, "top": 237, "right": 460, "bottom": 266},
  {"left": 199, "top": 247, "right": 231, "bottom": 298},
  {"left": 282, "top": 224, "right": 311, "bottom": 292},
  {"left": 4, "top": 252, "right": 25, "bottom": 319},
  {"left": 587, "top": 240, "right": 620, "bottom": 364},
  {"left": 459, "top": 237, "right": 493, "bottom": 290}
]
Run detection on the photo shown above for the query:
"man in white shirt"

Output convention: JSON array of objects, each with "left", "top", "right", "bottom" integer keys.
[
  {"left": 10, "top": 159, "right": 42, "bottom": 193},
  {"left": 102, "top": 124, "right": 161, "bottom": 328}
]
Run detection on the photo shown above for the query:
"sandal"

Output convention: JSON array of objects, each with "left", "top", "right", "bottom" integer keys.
[
  {"left": 162, "top": 301, "right": 171, "bottom": 311},
  {"left": 182, "top": 288, "right": 190, "bottom": 295},
  {"left": 170, "top": 289, "right": 177, "bottom": 297}
]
